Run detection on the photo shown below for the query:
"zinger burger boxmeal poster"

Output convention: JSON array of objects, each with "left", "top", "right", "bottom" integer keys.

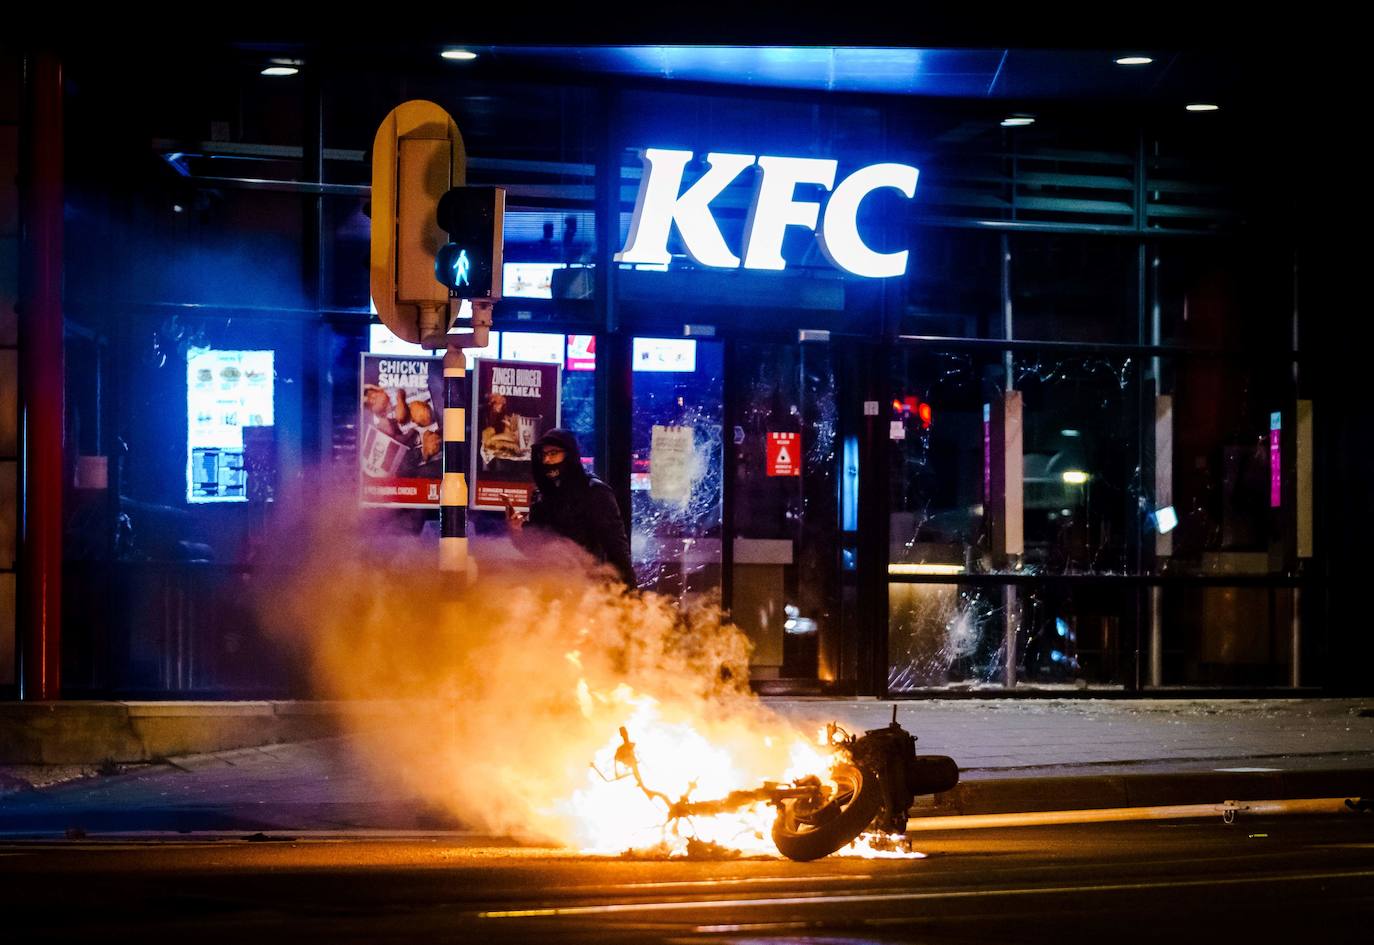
[{"left": 471, "top": 358, "right": 562, "bottom": 511}]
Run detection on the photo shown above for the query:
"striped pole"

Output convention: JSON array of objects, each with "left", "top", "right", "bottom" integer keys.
[{"left": 440, "top": 343, "right": 469, "bottom": 578}]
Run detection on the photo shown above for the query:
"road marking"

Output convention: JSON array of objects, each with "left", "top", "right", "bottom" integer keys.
[
  {"left": 0, "top": 829, "right": 494, "bottom": 840},
  {"left": 906, "top": 796, "right": 1351, "bottom": 831},
  {"left": 610, "top": 875, "right": 872, "bottom": 890},
  {"left": 478, "top": 868, "right": 1374, "bottom": 918}
]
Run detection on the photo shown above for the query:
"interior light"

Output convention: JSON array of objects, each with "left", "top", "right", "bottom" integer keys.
[
  {"left": 1186, "top": 103, "right": 1220, "bottom": 112},
  {"left": 260, "top": 66, "right": 298, "bottom": 77},
  {"left": 1153, "top": 505, "right": 1179, "bottom": 534},
  {"left": 1061, "top": 428, "right": 1081, "bottom": 438},
  {"left": 442, "top": 49, "right": 478, "bottom": 61},
  {"left": 1062, "top": 470, "right": 1090, "bottom": 485},
  {"left": 1114, "top": 56, "right": 1153, "bottom": 65},
  {"left": 888, "top": 563, "right": 966, "bottom": 576},
  {"left": 1000, "top": 116, "right": 1035, "bottom": 127}
]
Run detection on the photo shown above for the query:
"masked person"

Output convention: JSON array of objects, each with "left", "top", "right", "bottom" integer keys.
[{"left": 505, "top": 429, "right": 636, "bottom": 587}]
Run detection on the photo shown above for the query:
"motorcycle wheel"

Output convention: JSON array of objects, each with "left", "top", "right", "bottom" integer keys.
[{"left": 772, "top": 762, "right": 883, "bottom": 862}]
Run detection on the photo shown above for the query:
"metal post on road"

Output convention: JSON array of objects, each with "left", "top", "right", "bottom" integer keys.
[
  {"left": 439, "top": 342, "right": 469, "bottom": 577},
  {"left": 18, "top": 51, "right": 64, "bottom": 700},
  {"left": 438, "top": 300, "right": 492, "bottom": 581}
]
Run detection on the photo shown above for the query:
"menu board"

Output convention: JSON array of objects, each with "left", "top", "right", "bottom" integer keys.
[
  {"left": 187, "top": 350, "right": 275, "bottom": 503},
  {"left": 633, "top": 337, "right": 696, "bottom": 372}
]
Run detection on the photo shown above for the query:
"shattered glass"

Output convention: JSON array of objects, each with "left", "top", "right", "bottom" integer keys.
[
  {"left": 629, "top": 341, "right": 725, "bottom": 603},
  {"left": 886, "top": 349, "right": 1141, "bottom": 689}
]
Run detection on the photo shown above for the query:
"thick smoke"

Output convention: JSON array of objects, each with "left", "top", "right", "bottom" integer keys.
[{"left": 254, "top": 485, "right": 816, "bottom": 848}]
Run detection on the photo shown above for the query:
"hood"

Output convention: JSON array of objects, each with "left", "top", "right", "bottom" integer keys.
[{"left": 532, "top": 428, "right": 589, "bottom": 492}]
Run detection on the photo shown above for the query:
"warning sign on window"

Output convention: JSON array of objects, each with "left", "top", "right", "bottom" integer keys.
[{"left": 767, "top": 432, "right": 801, "bottom": 477}]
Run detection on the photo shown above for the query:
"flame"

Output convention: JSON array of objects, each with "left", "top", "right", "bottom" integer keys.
[
  {"left": 556, "top": 691, "right": 836, "bottom": 856},
  {"left": 252, "top": 485, "right": 923, "bottom": 860},
  {"left": 552, "top": 683, "right": 920, "bottom": 859}
]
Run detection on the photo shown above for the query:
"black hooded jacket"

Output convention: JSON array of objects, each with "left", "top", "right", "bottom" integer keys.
[{"left": 519, "top": 429, "right": 635, "bottom": 586}]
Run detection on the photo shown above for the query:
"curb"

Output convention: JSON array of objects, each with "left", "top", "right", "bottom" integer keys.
[
  {"left": 928, "top": 767, "right": 1374, "bottom": 818},
  {"left": 0, "top": 701, "right": 414, "bottom": 764}
]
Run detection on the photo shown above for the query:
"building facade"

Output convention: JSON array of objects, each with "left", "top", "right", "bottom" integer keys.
[{"left": 1, "top": 41, "right": 1354, "bottom": 698}]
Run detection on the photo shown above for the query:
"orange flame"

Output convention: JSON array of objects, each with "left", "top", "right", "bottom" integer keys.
[{"left": 254, "top": 487, "right": 922, "bottom": 859}]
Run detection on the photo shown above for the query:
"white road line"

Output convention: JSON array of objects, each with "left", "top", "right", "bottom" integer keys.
[
  {"left": 906, "top": 796, "right": 1353, "bottom": 831},
  {"left": 478, "top": 868, "right": 1374, "bottom": 919},
  {"left": 610, "top": 875, "right": 872, "bottom": 890}
]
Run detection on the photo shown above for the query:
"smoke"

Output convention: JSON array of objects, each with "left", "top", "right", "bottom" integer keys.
[{"left": 254, "top": 483, "right": 818, "bottom": 848}]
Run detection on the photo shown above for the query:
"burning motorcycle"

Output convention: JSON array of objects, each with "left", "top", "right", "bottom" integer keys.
[{"left": 597, "top": 707, "right": 959, "bottom": 861}]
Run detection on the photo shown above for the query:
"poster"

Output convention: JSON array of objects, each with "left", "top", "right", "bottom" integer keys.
[
  {"left": 187, "top": 349, "right": 274, "bottom": 503},
  {"left": 650, "top": 424, "right": 697, "bottom": 505},
  {"left": 1270, "top": 411, "right": 1282, "bottom": 508},
  {"left": 359, "top": 353, "right": 445, "bottom": 508},
  {"left": 566, "top": 334, "right": 597, "bottom": 371},
  {"left": 767, "top": 431, "right": 801, "bottom": 477},
  {"left": 470, "top": 358, "right": 562, "bottom": 511}
]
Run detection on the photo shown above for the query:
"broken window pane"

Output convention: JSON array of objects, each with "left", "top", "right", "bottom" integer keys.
[{"left": 629, "top": 339, "right": 724, "bottom": 602}]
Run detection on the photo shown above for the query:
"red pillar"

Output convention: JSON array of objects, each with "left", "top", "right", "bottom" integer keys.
[{"left": 19, "top": 52, "right": 64, "bottom": 699}]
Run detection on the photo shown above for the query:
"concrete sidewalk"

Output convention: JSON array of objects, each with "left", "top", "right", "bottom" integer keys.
[{"left": 2, "top": 698, "right": 1373, "bottom": 836}]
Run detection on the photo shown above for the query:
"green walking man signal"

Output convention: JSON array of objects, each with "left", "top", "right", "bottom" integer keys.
[{"left": 435, "top": 186, "right": 505, "bottom": 299}]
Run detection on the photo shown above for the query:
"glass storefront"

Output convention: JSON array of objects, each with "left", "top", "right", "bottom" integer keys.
[{"left": 20, "top": 47, "right": 1314, "bottom": 698}]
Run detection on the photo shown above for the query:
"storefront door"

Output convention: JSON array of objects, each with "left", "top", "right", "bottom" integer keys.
[{"left": 629, "top": 336, "right": 846, "bottom": 689}]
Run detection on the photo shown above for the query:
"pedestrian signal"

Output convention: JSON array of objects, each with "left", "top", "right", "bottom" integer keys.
[{"left": 436, "top": 186, "right": 505, "bottom": 300}]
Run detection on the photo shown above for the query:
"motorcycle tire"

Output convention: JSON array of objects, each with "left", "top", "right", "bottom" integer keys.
[{"left": 772, "top": 762, "right": 883, "bottom": 862}]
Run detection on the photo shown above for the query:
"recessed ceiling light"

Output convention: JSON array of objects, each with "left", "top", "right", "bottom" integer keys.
[
  {"left": 1186, "top": 103, "right": 1220, "bottom": 112},
  {"left": 1001, "top": 116, "right": 1035, "bottom": 127},
  {"left": 1115, "top": 56, "right": 1153, "bottom": 66},
  {"left": 261, "top": 66, "right": 298, "bottom": 77},
  {"left": 441, "top": 49, "right": 478, "bottom": 61}
]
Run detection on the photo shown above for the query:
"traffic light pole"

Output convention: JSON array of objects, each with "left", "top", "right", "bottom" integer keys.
[{"left": 436, "top": 300, "right": 493, "bottom": 580}]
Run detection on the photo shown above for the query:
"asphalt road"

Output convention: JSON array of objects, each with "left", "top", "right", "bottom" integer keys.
[{"left": 4, "top": 816, "right": 1374, "bottom": 944}]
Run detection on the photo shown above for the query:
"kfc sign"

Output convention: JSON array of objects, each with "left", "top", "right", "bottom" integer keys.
[{"left": 615, "top": 148, "right": 918, "bottom": 278}]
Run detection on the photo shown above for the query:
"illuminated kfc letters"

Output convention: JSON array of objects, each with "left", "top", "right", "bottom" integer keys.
[{"left": 615, "top": 148, "right": 919, "bottom": 278}]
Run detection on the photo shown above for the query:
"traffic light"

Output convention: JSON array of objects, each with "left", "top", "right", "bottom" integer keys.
[
  {"left": 370, "top": 100, "right": 465, "bottom": 344},
  {"left": 435, "top": 186, "right": 505, "bottom": 300}
]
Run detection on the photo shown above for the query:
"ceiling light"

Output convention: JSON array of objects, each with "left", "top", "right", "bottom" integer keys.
[
  {"left": 1062, "top": 470, "right": 1090, "bottom": 485},
  {"left": 1060, "top": 428, "right": 1081, "bottom": 438},
  {"left": 261, "top": 66, "right": 298, "bottom": 77},
  {"left": 441, "top": 49, "right": 478, "bottom": 61},
  {"left": 1186, "top": 103, "right": 1220, "bottom": 112},
  {"left": 1114, "top": 56, "right": 1153, "bottom": 66},
  {"left": 1000, "top": 116, "right": 1035, "bottom": 127}
]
